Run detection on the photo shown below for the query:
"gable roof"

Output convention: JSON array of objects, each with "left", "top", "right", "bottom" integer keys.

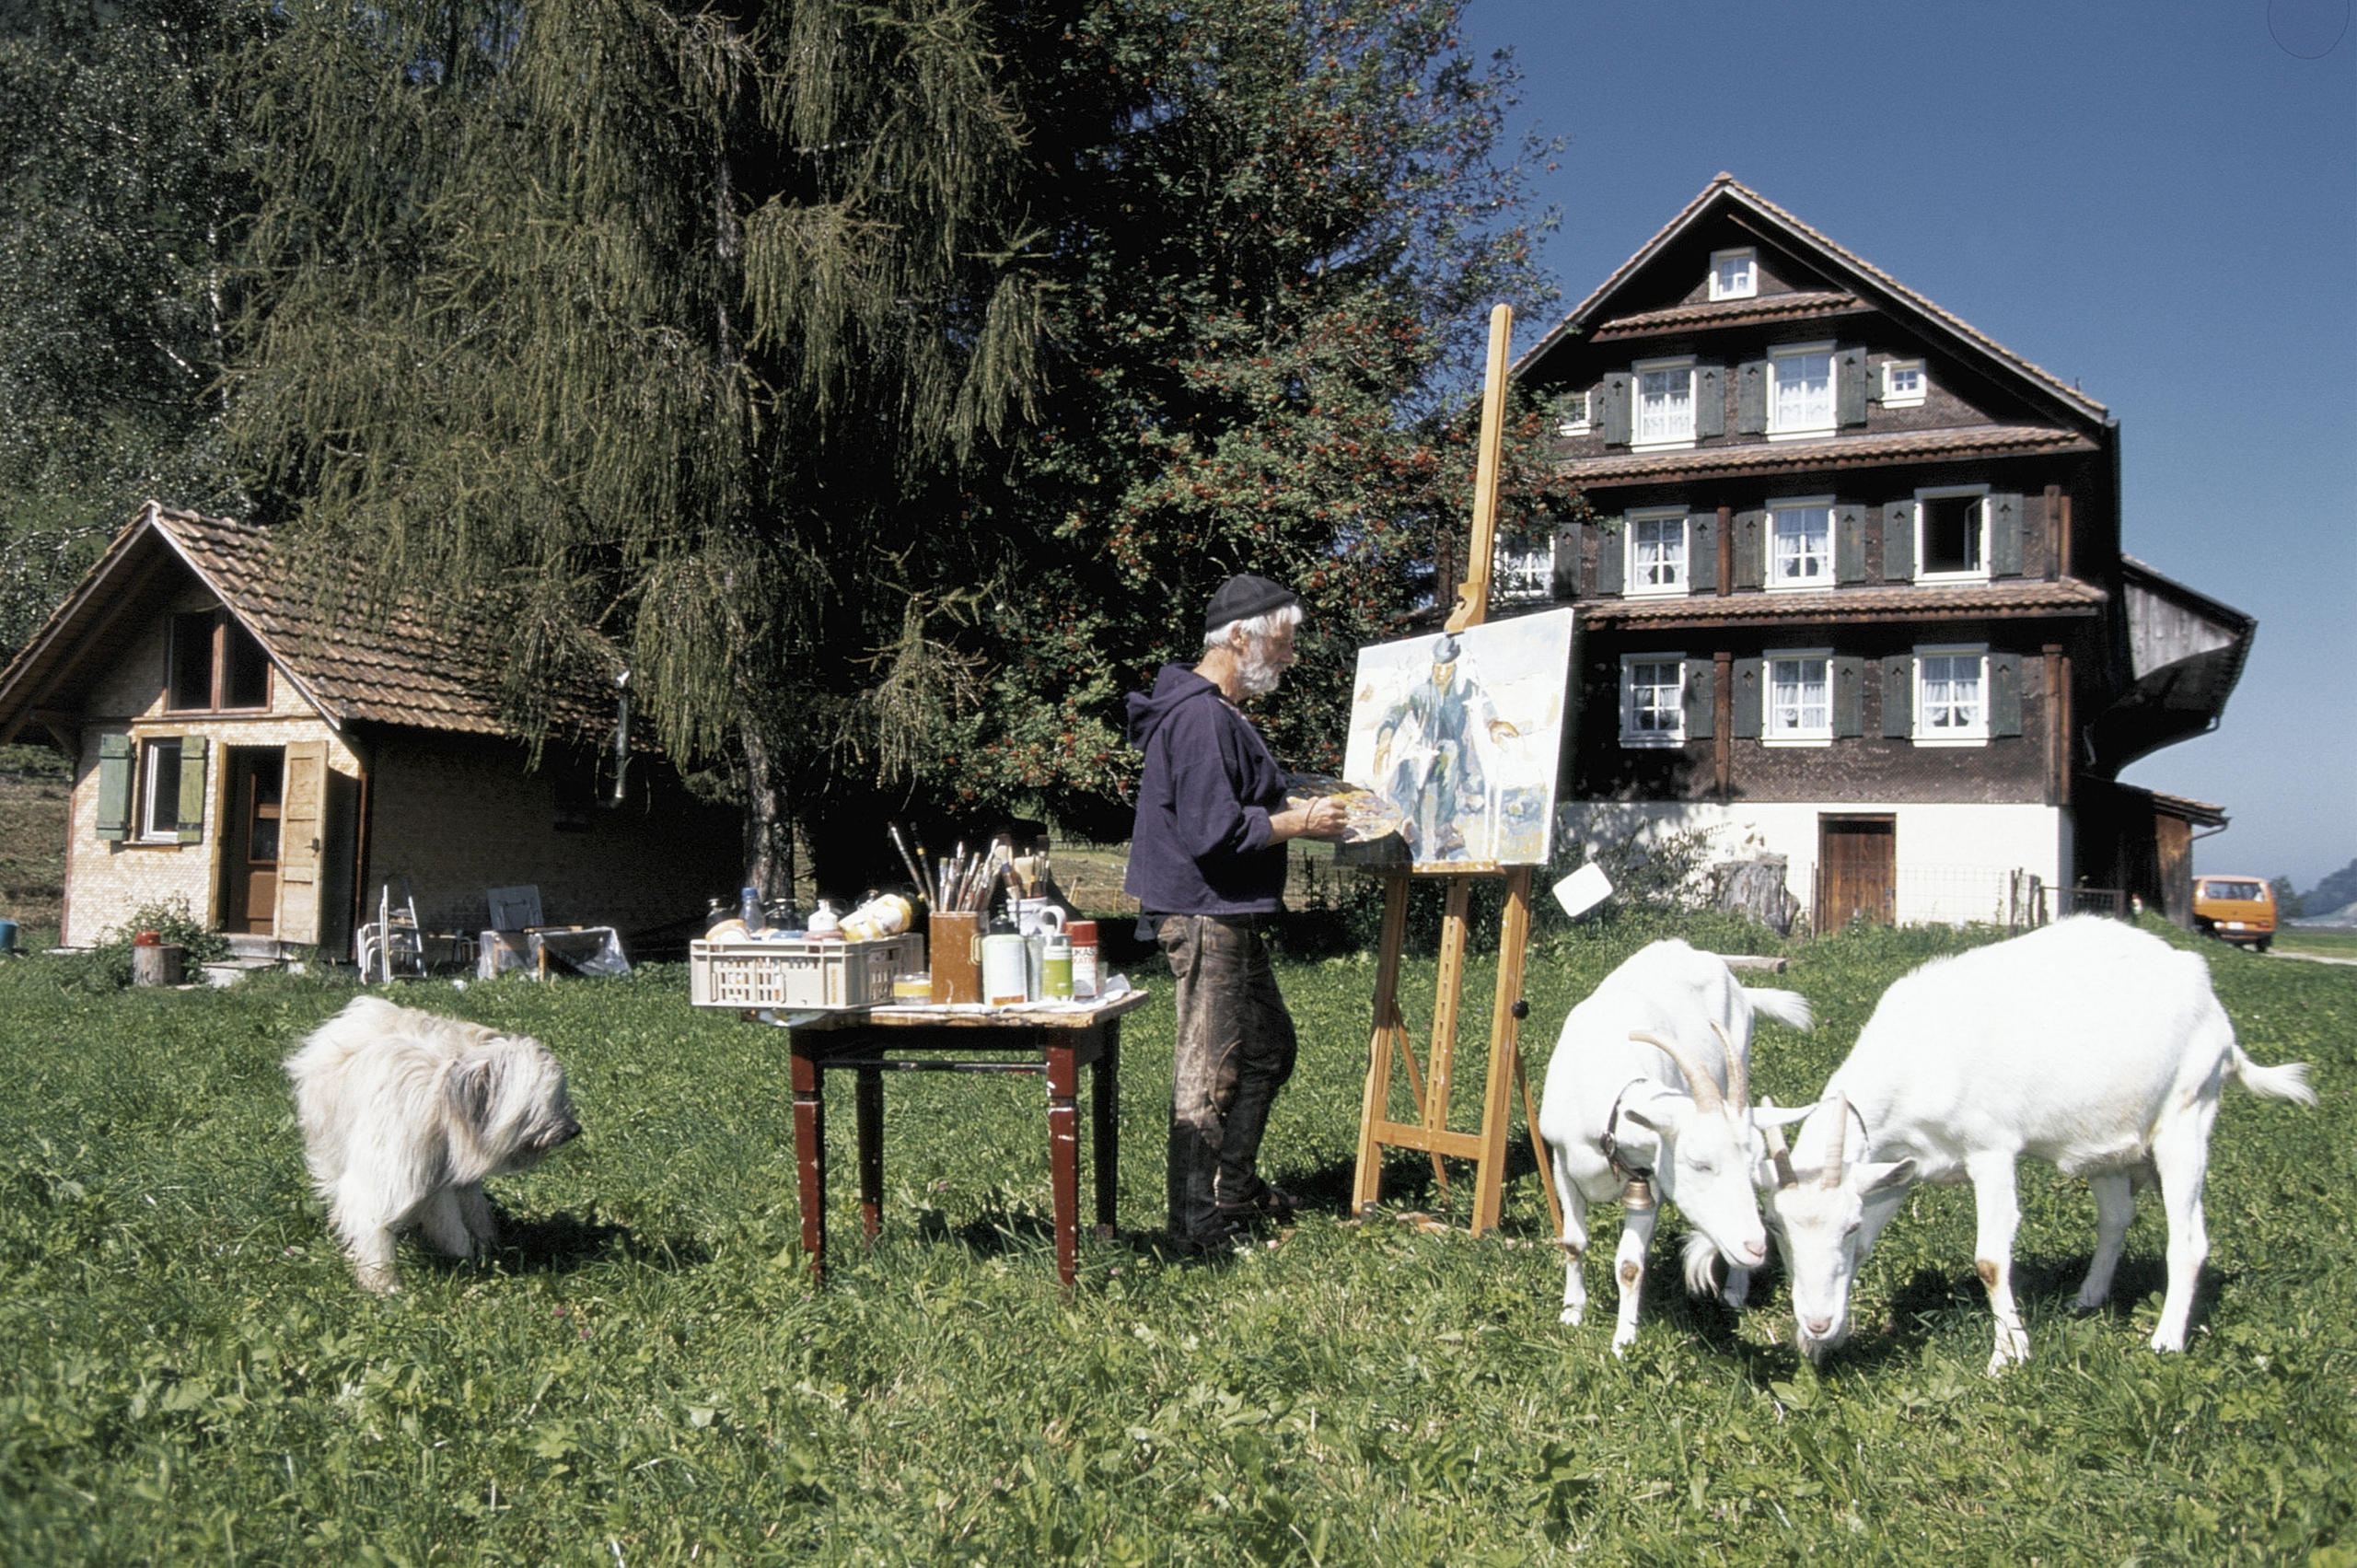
[
  {"left": 1518, "top": 174, "right": 2111, "bottom": 428},
  {"left": 0, "top": 503, "right": 610, "bottom": 743}
]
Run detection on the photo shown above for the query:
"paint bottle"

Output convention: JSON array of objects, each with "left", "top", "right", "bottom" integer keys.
[
  {"left": 738, "top": 886, "right": 763, "bottom": 932},
  {"left": 1065, "top": 919, "right": 1099, "bottom": 1000},
  {"left": 981, "top": 918, "right": 1028, "bottom": 1007},
  {"left": 841, "top": 892, "right": 913, "bottom": 942},
  {"left": 1041, "top": 932, "right": 1074, "bottom": 999}
]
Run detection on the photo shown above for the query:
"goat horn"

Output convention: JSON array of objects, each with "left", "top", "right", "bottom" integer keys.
[
  {"left": 1821, "top": 1091, "right": 1849, "bottom": 1188},
  {"left": 1760, "top": 1096, "right": 1798, "bottom": 1190},
  {"left": 1630, "top": 1030, "right": 1723, "bottom": 1116},
  {"left": 1716, "top": 1021, "right": 1748, "bottom": 1112}
]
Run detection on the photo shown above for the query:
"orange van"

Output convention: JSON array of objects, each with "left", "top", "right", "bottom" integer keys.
[{"left": 2191, "top": 876, "right": 2275, "bottom": 952}]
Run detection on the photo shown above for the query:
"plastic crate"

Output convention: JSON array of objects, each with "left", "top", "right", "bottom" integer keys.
[{"left": 689, "top": 934, "right": 925, "bottom": 1010}]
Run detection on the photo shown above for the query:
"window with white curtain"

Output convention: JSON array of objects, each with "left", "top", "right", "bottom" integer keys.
[
  {"left": 1634, "top": 360, "right": 1695, "bottom": 446},
  {"left": 1915, "top": 648, "right": 1988, "bottom": 742},
  {"left": 1628, "top": 512, "right": 1688, "bottom": 594},
  {"left": 1621, "top": 656, "right": 1685, "bottom": 745},
  {"left": 1765, "top": 651, "right": 1831, "bottom": 741},
  {"left": 1710, "top": 249, "right": 1757, "bottom": 301},
  {"left": 1768, "top": 344, "right": 1835, "bottom": 436},
  {"left": 1770, "top": 501, "right": 1833, "bottom": 587}
]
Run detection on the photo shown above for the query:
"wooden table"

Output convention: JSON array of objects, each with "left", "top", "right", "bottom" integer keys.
[{"left": 773, "top": 989, "right": 1150, "bottom": 1287}]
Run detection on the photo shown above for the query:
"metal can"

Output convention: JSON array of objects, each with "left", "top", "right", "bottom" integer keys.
[
  {"left": 981, "top": 923, "right": 1028, "bottom": 1006},
  {"left": 1066, "top": 919, "right": 1099, "bottom": 1000},
  {"left": 1042, "top": 933, "right": 1074, "bottom": 999}
]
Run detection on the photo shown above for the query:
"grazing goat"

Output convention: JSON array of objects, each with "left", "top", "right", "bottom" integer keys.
[
  {"left": 1757, "top": 917, "right": 2313, "bottom": 1375},
  {"left": 1537, "top": 939, "right": 1814, "bottom": 1355}
]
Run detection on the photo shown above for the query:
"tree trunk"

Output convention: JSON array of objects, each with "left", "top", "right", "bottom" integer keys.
[{"left": 740, "top": 720, "right": 793, "bottom": 900}]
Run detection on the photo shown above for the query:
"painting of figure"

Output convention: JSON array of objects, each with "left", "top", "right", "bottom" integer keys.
[{"left": 1339, "top": 609, "right": 1573, "bottom": 868}]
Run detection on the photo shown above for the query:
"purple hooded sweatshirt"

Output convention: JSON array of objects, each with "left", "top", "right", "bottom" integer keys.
[{"left": 1123, "top": 664, "right": 1290, "bottom": 916}]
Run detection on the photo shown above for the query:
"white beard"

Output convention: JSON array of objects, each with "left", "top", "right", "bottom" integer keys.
[
  {"left": 1235, "top": 637, "right": 1288, "bottom": 697},
  {"left": 286, "top": 996, "right": 580, "bottom": 1293}
]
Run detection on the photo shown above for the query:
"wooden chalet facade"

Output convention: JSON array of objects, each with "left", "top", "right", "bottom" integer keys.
[
  {"left": 0, "top": 504, "right": 742, "bottom": 954},
  {"left": 1509, "top": 176, "right": 2252, "bottom": 928}
]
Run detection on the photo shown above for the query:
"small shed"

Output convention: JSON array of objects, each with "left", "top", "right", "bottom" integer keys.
[{"left": 0, "top": 503, "right": 741, "bottom": 954}]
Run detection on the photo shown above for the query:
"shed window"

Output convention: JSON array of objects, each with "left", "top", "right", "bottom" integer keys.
[
  {"left": 167, "top": 609, "right": 271, "bottom": 713},
  {"left": 139, "top": 738, "right": 183, "bottom": 841}
]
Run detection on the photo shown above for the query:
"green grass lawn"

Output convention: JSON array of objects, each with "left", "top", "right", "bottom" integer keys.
[
  {"left": 2276, "top": 926, "right": 2357, "bottom": 961},
  {"left": 0, "top": 915, "right": 2349, "bottom": 1564}
]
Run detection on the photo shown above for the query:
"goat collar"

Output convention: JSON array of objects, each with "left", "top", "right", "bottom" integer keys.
[{"left": 1600, "top": 1077, "right": 1656, "bottom": 1184}]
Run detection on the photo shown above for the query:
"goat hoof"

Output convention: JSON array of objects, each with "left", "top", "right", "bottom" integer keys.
[{"left": 1560, "top": 1307, "right": 1583, "bottom": 1326}]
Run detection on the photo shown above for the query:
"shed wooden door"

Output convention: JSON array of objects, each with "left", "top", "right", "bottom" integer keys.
[
  {"left": 273, "top": 740, "right": 329, "bottom": 946},
  {"left": 220, "top": 747, "right": 284, "bottom": 935},
  {"left": 1817, "top": 815, "right": 1897, "bottom": 930}
]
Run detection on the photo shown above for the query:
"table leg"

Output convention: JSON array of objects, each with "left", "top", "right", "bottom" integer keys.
[
  {"left": 1091, "top": 1022, "right": 1120, "bottom": 1242},
  {"left": 855, "top": 1065, "right": 884, "bottom": 1247},
  {"left": 1045, "top": 1036, "right": 1081, "bottom": 1289},
  {"left": 789, "top": 1038, "right": 827, "bottom": 1283}
]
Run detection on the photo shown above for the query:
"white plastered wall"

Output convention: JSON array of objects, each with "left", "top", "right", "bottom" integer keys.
[{"left": 1557, "top": 799, "right": 2073, "bottom": 928}]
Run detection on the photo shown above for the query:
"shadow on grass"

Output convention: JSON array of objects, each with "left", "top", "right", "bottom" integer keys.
[{"left": 473, "top": 1207, "right": 711, "bottom": 1277}]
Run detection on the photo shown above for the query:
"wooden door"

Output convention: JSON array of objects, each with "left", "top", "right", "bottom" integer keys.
[
  {"left": 220, "top": 748, "right": 284, "bottom": 935},
  {"left": 273, "top": 740, "right": 329, "bottom": 946},
  {"left": 1817, "top": 815, "right": 1897, "bottom": 930}
]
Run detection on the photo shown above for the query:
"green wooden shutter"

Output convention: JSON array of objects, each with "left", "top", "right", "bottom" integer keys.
[
  {"left": 1694, "top": 365, "right": 1725, "bottom": 437},
  {"left": 1835, "top": 504, "right": 1867, "bottom": 583},
  {"left": 176, "top": 736, "right": 209, "bottom": 842},
  {"left": 1883, "top": 502, "right": 1916, "bottom": 581},
  {"left": 1551, "top": 517, "right": 1582, "bottom": 599},
  {"left": 96, "top": 733, "right": 134, "bottom": 842},
  {"left": 1687, "top": 513, "right": 1718, "bottom": 593},
  {"left": 1881, "top": 655, "right": 1914, "bottom": 738},
  {"left": 1732, "top": 510, "right": 1766, "bottom": 589},
  {"left": 1736, "top": 361, "right": 1768, "bottom": 434},
  {"left": 1594, "top": 517, "right": 1625, "bottom": 596},
  {"left": 1991, "top": 653, "right": 2024, "bottom": 737},
  {"left": 1832, "top": 657, "right": 1864, "bottom": 738},
  {"left": 1731, "top": 659, "right": 1763, "bottom": 738},
  {"left": 1682, "top": 658, "right": 1715, "bottom": 739},
  {"left": 1988, "top": 492, "right": 2025, "bottom": 576},
  {"left": 1599, "top": 374, "right": 1632, "bottom": 446},
  {"left": 1836, "top": 348, "right": 1870, "bottom": 425}
]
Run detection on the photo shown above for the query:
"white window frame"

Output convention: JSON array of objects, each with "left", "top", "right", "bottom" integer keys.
[
  {"left": 1915, "top": 483, "right": 1991, "bottom": 583},
  {"left": 1493, "top": 538, "right": 1555, "bottom": 603},
  {"left": 1552, "top": 389, "right": 1591, "bottom": 436},
  {"left": 1880, "top": 358, "right": 1926, "bottom": 408},
  {"left": 1620, "top": 654, "right": 1687, "bottom": 747},
  {"left": 1763, "top": 648, "right": 1833, "bottom": 746},
  {"left": 1631, "top": 356, "right": 1697, "bottom": 449},
  {"left": 1626, "top": 508, "right": 1689, "bottom": 596},
  {"left": 1913, "top": 645, "right": 1990, "bottom": 746},
  {"left": 1767, "top": 494, "right": 1837, "bottom": 591},
  {"left": 137, "top": 737, "right": 184, "bottom": 842},
  {"left": 1766, "top": 341, "right": 1837, "bottom": 439},
  {"left": 1709, "top": 248, "right": 1757, "bottom": 302}
]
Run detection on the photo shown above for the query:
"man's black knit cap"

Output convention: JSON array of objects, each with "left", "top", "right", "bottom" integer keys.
[{"left": 1203, "top": 574, "right": 1300, "bottom": 633}]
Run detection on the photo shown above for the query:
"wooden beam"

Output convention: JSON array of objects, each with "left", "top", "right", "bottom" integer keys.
[{"left": 1444, "top": 304, "right": 1514, "bottom": 634}]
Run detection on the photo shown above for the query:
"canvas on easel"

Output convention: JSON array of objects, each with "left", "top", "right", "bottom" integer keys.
[{"left": 1340, "top": 609, "right": 1573, "bottom": 870}]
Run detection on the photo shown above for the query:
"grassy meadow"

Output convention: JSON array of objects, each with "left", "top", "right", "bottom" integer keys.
[{"left": 0, "top": 914, "right": 2349, "bottom": 1565}]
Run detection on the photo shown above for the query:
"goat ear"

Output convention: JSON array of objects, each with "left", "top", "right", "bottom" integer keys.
[
  {"left": 1751, "top": 1101, "right": 1817, "bottom": 1129},
  {"left": 1856, "top": 1158, "right": 1916, "bottom": 1197},
  {"left": 1619, "top": 1087, "right": 1689, "bottom": 1136}
]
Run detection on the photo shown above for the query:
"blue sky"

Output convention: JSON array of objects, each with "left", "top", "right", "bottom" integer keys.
[{"left": 1459, "top": 0, "right": 2355, "bottom": 891}]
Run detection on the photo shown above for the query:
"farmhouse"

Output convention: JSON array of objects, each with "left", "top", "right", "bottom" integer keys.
[
  {"left": 1506, "top": 176, "right": 2251, "bottom": 929},
  {"left": 0, "top": 503, "right": 742, "bottom": 954}
]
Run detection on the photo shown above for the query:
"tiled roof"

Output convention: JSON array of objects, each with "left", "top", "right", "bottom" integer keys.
[
  {"left": 1593, "top": 290, "right": 1867, "bottom": 338},
  {"left": 1577, "top": 578, "right": 2107, "bottom": 628},
  {"left": 0, "top": 504, "right": 610, "bottom": 738},
  {"left": 1519, "top": 175, "right": 2110, "bottom": 426},
  {"left": 1559, "top": 424, "right": 2096, "bottom": 487}
]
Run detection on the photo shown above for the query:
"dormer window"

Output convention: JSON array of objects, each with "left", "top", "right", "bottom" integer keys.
[
  {"left": 1632, "top": 358, "right": 1696, "bottom": 447},
  {"left": 1710, "top": 248, "right": 1757, "bottom": 301}
]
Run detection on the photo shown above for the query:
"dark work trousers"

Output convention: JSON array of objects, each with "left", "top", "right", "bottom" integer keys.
[{"left": 1156, "top": 913, "right": 1299, "bottom": 1244}]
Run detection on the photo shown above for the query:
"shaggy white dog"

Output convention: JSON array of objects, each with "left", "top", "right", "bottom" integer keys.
[{"left": 286, "top": 996, "right": 581, "bottom": 1293}]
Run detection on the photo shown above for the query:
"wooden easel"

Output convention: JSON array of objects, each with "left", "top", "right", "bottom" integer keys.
[{"left": 1350, "top": 304, "right": 1562, "bottom": 1240}]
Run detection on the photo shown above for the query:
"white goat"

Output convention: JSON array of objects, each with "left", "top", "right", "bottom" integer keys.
[
  {"left": 1758, "top": 917, "right": 2313, "bottom": 1375},
  {"left": 1538, "top": 939, "right": 1814, "bottom": 1355}
]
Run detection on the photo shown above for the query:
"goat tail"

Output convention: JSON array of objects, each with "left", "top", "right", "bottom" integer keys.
[
  {"left": 2230, "top": 1049, "right": 2317, "bottom": 1107},
  {"left": 1680, "top": 1231, "right": 1724, "bottom": 1298},
  {"left": 1745, "top": 987, "right": 1815, "bottom": 1034}
]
